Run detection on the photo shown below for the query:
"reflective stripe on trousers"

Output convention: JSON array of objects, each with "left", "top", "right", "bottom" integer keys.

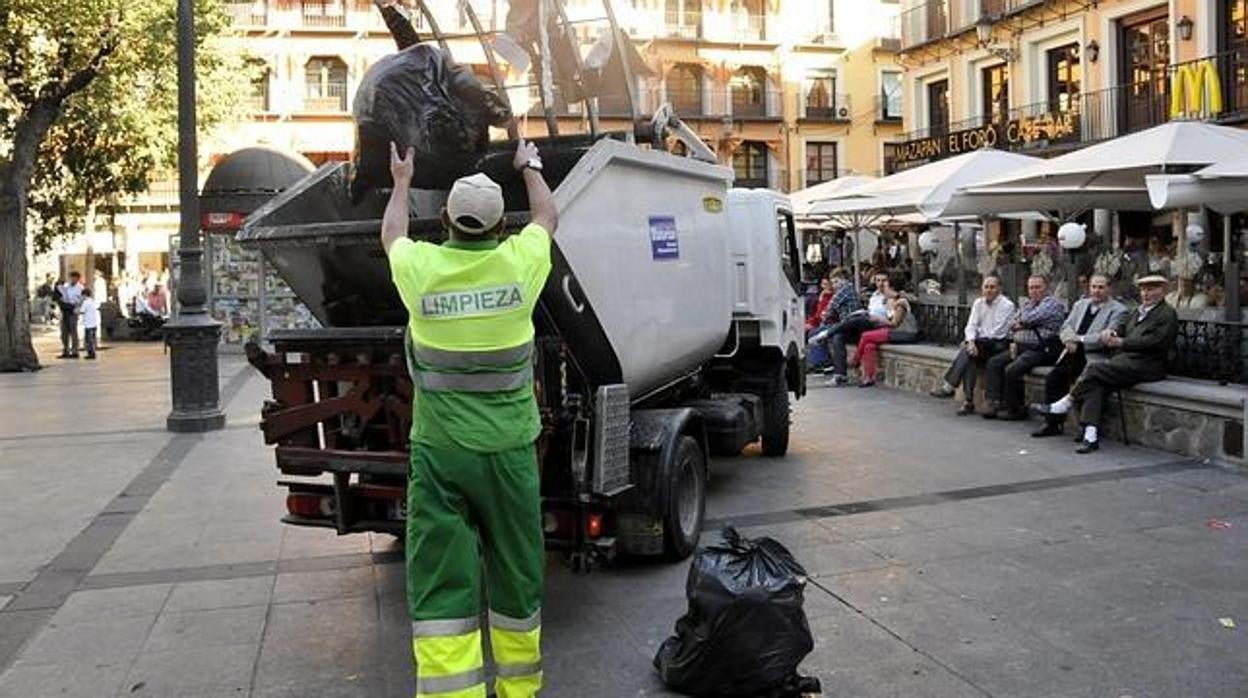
[
  {"left": 488, "top": 610, "right": 542, "bottom": 698},
  {"left": 412, "top": 618, "right": 486, "bottom": 697}
]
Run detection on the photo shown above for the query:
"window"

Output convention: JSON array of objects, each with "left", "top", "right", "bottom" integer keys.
[
  {"left": 926, "top": 79, "right": 949, "bottom": 136},
  {"left": 777, "top": 211, "right": 802, "bottom": 294},
  {"left": 732, "top": 67, "right": 768, "bottom": 117},
  {"left": 880, "top": 71, "right": 902, "bottom": 120},
  {"left": 665, "top": 0, "right": 701, "bottom": 37},
  {"left": 1046, "top": 43, "right": 1081, "bottom": 113},
  {"left": 1219, "top": 0, "right": 1248, "bottom": 115},
  {"left": 806, "top": 142, "right": 839, "bottom": 185},
  {"left": 981, "top": 64, "right": 1008, "bottom": 125},
  {"left": 305, "top": 57, "right": 348, "bottom": 112},
  {"left": 733, "top": 141, "right": 768, "bottom": 187},
  {"left": 1120, "top": 11, "right": 1169, "bottom": 133},
  {"left": 667, "top": 64, "right": 703, "bottom": 116},
  {"left": 805, "top": 76, "right": 840, "bottom": 118},
  {"left": 882, "top": 142, "right": 900, "bottom": 175},
  {"left": 819, "top": 0, "right": 835, "bottom": 35},
  {"left": 247, "top": 61, "right": 271, "bottom": 112}
]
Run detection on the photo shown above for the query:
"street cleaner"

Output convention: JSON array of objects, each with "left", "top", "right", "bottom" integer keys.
[{"left": 382, "top": 137, "right": 558, "bottom": 698}]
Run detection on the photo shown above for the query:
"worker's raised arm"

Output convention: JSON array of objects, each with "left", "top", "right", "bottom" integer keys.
[
  {"left": 381, "top": 142, "right": 414, "bottom": 254},
  {"left": 514, "top": 139, "right": 558, "bottom": 236}
]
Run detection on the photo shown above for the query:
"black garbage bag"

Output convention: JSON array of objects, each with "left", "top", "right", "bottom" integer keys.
[
  {"left": 655, "top": 527, "right": 820, "bottom": 697},
  {"left": 350, "top": 44, "right": 512, "bottom": 201}
]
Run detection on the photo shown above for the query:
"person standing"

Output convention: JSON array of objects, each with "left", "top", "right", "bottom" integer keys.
[
  {"left": 1032, "top": 275, "right": 1178, "bottom": 453},
  {"left": 57, "top": 271, "right": 85, "bottom": 358},
  {"left": 383, "top": 139, "right": 557, "bottom": 698},
  {"left": 80, "top": 288, "right": 100, "bottom": 360},
  {"left": 928, "top": 275, "right": 1015, "bottom": 415},
  {"left": 34, "top": 274, "right": 56, "bottom": 324},
  {"left": 982, "top": 275, "right": 1066, "bottom": 420},
  {"left": 1031, "top": 274, "right": 1127, "bottom": 438}
]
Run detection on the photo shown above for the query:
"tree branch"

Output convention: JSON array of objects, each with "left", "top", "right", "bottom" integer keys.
[
  {"left": 2, "top": 38, "right": 36, "bottom": 105},
  {"left": 38, "top": 28, "right": 118, "bottom": 105}
]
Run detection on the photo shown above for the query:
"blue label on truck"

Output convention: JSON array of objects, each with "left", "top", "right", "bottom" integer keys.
[{"left": 649, "top": 216, "right": 679, "bottom": 261}]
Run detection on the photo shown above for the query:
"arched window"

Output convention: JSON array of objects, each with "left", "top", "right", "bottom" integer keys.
[
  {"left": 305, "top": 57, "right": 348, "bottom": 112},
  {"left": 667, "top": 64, "right": 703, "bottom": 116},
  {"left": 731, "top": 66, "right": 767, "bottom": 117}
]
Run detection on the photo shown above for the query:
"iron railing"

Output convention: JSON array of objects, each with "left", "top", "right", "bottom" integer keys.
[
  {"left": 226, "top": 0, "right": 268, "bottom": 26},
  {"left": 304, "top": 83, "right": 348, "bottom": 112},
  {"left": 301, "top": 1, "right": 346, "bottom": 27},
  {"left": 663, "top": 10, "right": 702, "bottom": 38},
  {"left": 913, "top": 302, "right": 1246, "bottom": 384},
  {"left": 799, "top": 93, "right": 852, "bottom": 121}
]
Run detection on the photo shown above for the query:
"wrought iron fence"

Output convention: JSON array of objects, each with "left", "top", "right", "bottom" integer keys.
[{"left": 914, "top": 302, "right": 1246, "bottom": 384}]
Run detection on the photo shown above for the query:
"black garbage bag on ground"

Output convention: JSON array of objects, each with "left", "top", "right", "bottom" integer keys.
[
  {"left": 655, "top": 527, "right": 820, "bottom": 697},
  {"left": 349, "top": 44, "right": 512, "bottom": 201}
]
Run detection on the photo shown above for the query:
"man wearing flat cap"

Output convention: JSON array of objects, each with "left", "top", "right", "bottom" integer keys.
[{"left": 1032, "top": 274, "right": 1178, "bottom": 453}]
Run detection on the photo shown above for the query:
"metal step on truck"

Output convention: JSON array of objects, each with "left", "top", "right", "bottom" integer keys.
[{"left": 238, "top": 4, "right": 805, "bottom": 568}]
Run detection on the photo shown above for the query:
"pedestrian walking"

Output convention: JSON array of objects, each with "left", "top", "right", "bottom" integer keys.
[
  {"left": 80, "top": 288, "right": 100, "bottom": 360},
  {"left": 381, "top": 138, "right": 558, "bottom": 698},
  {"left": 57, "top": 271, "right": 85, "bottom": 358},
  {"left": 34, "top": 273, "right": 56, "bottom": 324}
]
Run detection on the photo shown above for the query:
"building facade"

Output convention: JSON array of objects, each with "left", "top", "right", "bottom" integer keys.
[{"left": 891, "top": 0, "right": 1244, "bottom": 170}]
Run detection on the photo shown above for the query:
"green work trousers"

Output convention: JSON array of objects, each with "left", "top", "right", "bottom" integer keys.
[{"left": 407, "top": 442, "right": 544, "bottom": 698}]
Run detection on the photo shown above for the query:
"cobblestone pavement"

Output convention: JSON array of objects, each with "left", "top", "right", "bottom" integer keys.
[{"left": 1, "top": 337, "right": 1246, "bottom": 697}]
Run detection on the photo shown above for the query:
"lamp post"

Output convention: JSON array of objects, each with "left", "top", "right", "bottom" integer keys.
[{"left": 166, "top": 0, "right": 226, "bottom": 433}]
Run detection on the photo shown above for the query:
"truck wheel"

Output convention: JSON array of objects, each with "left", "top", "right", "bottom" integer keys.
[
  {"left": 659, "top": 436, "right": 706, "bottom": 560},
  {"left": 760, "top": 366, "right": 790, "bottom": 457}
]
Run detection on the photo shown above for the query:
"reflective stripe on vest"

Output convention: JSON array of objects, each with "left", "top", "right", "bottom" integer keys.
[
  {"left": 410, "top": 341, "right": 534, "bottom": 371},
  {"left": 413, "top": 366, "right": 534, "bottom": 393}
]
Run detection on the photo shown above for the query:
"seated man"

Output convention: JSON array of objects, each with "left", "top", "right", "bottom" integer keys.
[
  {"left": 1031, "top": 274, "right": 1127, "bottom": 438},
  {"left": 929, "top": 275, "right": 1016, "bottom": 415},
  {"left": 823, "top": 271, "right": 890, "bottom": 386},
  {"left": 982, "top": 275, "right": 1066, "bottom": 420},
  {"left": 1032, "top": 275, "right": 1178, "bottom": 453}
]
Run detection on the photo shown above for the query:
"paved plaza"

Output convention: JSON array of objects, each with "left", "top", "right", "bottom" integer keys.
[{"left": 1, "top": 337, "right": 1247, "bottom": 697}]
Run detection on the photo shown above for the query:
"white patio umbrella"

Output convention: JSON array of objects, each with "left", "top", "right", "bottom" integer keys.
[
  {"left": 790, "top": 175, "right": 875, "bottom": 217},
  {"left": 807, "top": 149, "right": 1043, "bottom": 222},
  {"left": 938, "top": 121, "right": 1248, "bottom": 218},
  {"left": 1146, "top": 157, "right": 1248, "bottom": 213}
]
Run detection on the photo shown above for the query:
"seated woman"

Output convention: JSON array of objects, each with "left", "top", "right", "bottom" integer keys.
[
  {"left": 850, "top": 274, "right": 919, "bottom": 387},
  {"left": 806, "top": 274, "right": 835, "bottom": 338}
]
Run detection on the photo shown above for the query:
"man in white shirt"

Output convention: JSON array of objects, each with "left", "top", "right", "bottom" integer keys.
[
  {"left": 929, "top": 275, "right": 1016, "bottom": 415},
  {"left": 57, "top": 271, "right": 84, "bottom": 358}
]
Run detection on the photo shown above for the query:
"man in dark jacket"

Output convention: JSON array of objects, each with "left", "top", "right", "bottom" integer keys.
[{"left": 1032, "top": 275, "right": 1178, "bottom": 453}]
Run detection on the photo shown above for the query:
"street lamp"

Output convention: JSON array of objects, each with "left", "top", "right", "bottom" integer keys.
[
  {"left": 166, "top": 0, "right": 226, "bottom": 433},
  {"left": 975, "top": 14, "right": 1017, "bottom": 63}
]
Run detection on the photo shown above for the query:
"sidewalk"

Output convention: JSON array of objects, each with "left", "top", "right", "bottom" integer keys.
[{"left": 2, "top": 340, "right": 1247, "bottom": 697}]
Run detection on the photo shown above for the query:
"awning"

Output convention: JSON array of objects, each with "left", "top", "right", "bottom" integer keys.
[{"left": 1147, "top": 157, "right": 1248, "bottom": 213}]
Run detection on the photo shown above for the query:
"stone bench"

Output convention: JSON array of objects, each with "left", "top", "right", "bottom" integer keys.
[{"left": 861, "top": 342, "right": 1247, "bottom": 467}]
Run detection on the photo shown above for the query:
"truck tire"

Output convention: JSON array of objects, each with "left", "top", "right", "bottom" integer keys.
[
  {"left": 659, "top": 436, "right": 706, "bottom": 560},
  {"left": 760, "top": 366, "right": 790, "bottom": 457}
]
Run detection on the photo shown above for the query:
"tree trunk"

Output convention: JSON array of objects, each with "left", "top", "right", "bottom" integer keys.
[
  {"left": 0, "top": 163, "right": 40, "bottom": 372},
  {"left": 0, "top": 105, "right": 60, "bottom": 372}
]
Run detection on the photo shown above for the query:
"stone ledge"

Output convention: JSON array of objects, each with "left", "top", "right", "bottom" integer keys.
[{"left": 867, "top": 343, "right": 1246, "bottom": 466}]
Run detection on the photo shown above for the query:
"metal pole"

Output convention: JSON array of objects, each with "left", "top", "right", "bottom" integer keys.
[
  {"left": 165, "top": 0, "right": 225, "bottom": 433},
  {"left": 955, "top": 222, "right": 967, "bottom": 306},
  {"left": 1225, "top": 215, "right": 1241, "bottom": 321}
]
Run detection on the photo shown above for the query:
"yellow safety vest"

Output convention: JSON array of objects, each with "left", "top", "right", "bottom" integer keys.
[{"left": 388, "top": 223, "right": 552, "bottom": 451}]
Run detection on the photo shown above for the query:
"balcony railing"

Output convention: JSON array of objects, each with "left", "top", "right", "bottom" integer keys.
[
  {"left": 304, "top": 83, "right": 348, "bottom": 112},
  {"left": 799, "top": 93, "right": 852, "bottom": 121},
  {"left": 901, "top": 0, "right": 1047, "bottom": 50},
  {"left": 301, "top": 1, "right": 346, "bottom": 27},
  {"left": 663, "top": 10, "right": 702, "bottom": 39},
  {"left": 243, "top": 93, "right": 269, "bottom": 113},
  {"left": 225, "top": 0, "right": 268, "bottom": 26}
]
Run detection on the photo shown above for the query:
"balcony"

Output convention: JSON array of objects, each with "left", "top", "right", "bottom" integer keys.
[
  {"left": 705, "top": 13, "right": 767, "bottom": 42},
  {"left": 225, "top": 0, "right": 267, "bottom": 26},
  {"left": 243, "top": 93, "right": 270, "bottom": 113},
  {"left": 301, "top": 1, "right": 346, "bottom": 28},
  {"left": 799, "top": 94, "right": 852, "bottom": 121},
  {"left": 900, "top": 0, "right": 1047, "bottom": 50},
  {"left": 877, "top": 14, "right": 901, "bottom": 51},
  {"left": 663, "top": 10, "right": 702, "bottom": 39},
  {"left": 304, "top": 84, "right": 348, "bottom": 113}
]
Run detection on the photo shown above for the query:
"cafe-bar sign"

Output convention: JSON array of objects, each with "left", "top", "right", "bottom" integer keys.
[{"left": 894, "top": 110, "right": 1080, "bottom": 168}]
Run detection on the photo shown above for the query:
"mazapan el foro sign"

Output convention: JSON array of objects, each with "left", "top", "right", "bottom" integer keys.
[{"left": 1170, "top": 59, "right": 1224, "bottom": 119}]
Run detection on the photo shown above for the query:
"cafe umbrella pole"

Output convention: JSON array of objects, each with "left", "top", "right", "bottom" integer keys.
[{"left": 165, "top": 0, "right": 226, "bottom": 433}]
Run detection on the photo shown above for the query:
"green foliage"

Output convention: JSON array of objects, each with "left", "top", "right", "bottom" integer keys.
[{"left": 1, "top": 0, "right": 256, "bottom": 252}]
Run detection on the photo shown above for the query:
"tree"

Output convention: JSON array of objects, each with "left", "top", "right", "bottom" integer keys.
[{"left": 1, "top": 0, "right": 253, "bottom": 371}]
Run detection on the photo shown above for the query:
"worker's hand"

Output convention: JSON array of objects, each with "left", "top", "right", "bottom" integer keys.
[
  {"left": 1064, "top": 340, "right": 1078, "bottom": 354},
  {"left": 390, "top": 142, "right": 415, "bottom": 186},
  {"left": 514, "top": 138, "right": 540, "bottom": 172}
]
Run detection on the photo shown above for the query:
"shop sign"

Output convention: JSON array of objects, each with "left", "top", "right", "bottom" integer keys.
[
  {"left": 1170, "top": 59, "right": 1223, "bottom": 118},
  {"left": 894, "top": 110, "right": 1081, "bottom": 168}
]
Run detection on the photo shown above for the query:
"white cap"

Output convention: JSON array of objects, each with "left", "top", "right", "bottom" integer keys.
[{"left": 446, "top": 173, "right": 504, "bottom": 235}]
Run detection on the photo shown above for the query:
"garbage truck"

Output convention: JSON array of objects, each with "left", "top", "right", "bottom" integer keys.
[{"left": 238, "top": 1, "right": 805, "bottom": 566}]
